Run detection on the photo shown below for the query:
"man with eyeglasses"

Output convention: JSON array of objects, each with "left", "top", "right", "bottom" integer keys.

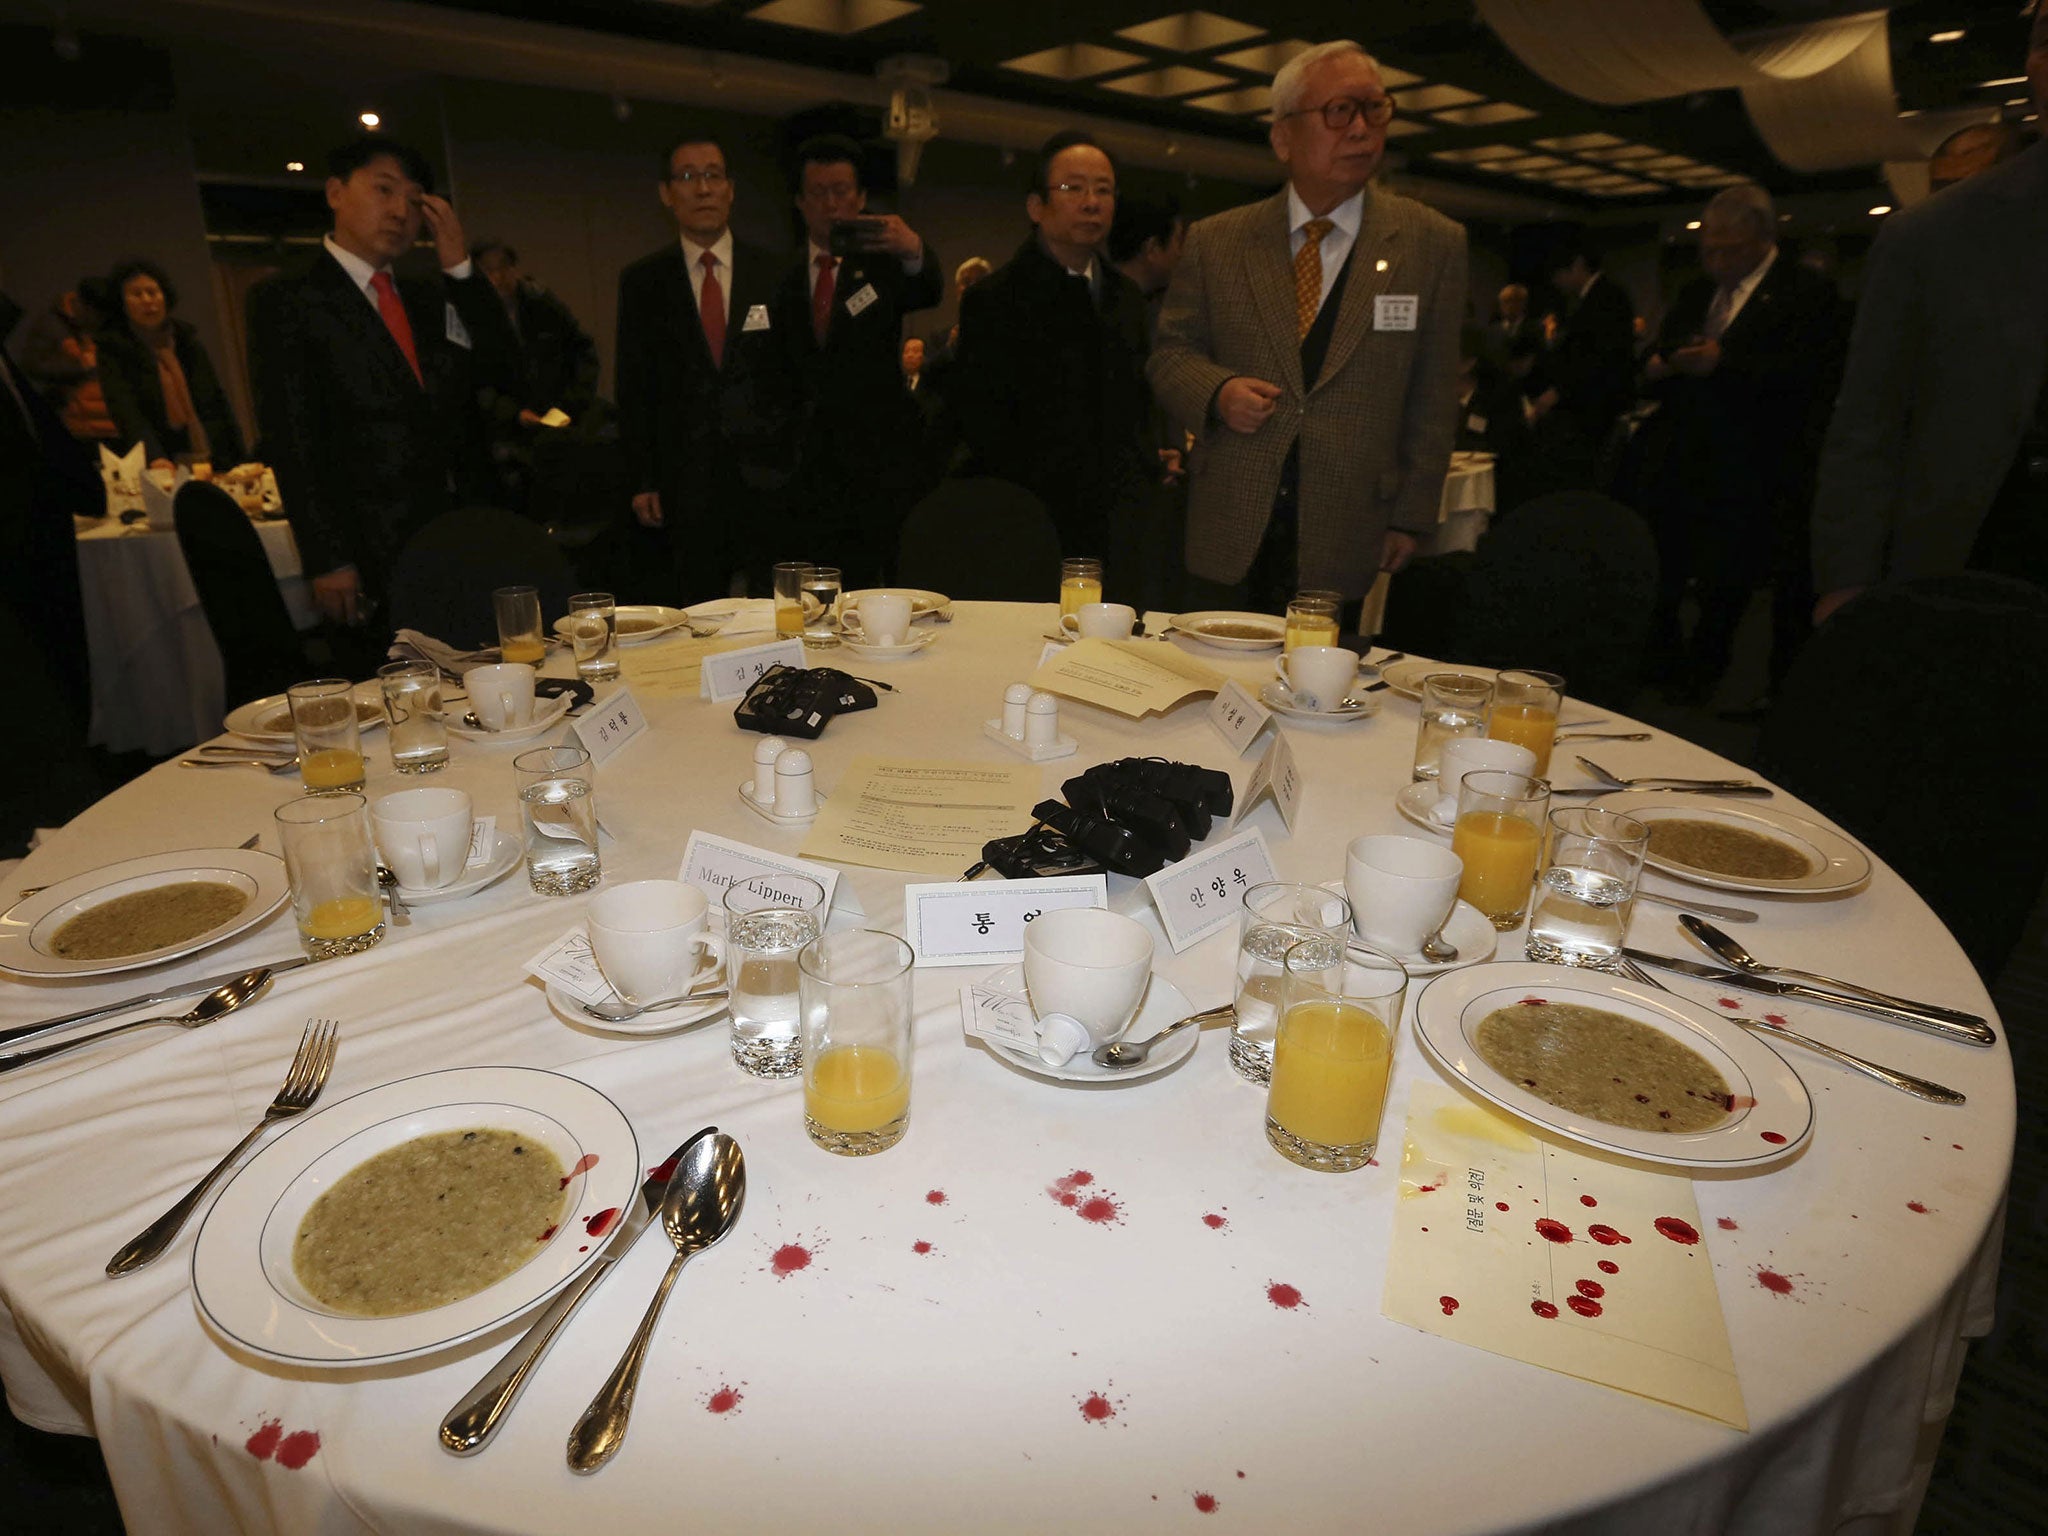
[
  {"left": 948, "top": 130, "right": 1157, "bottom": 559},
  {"left": 1150, "top": 40, "right": 1466, "bottom": 620},
  {"left": 616, "top": 132, "right": 798, "bottom": 600}
]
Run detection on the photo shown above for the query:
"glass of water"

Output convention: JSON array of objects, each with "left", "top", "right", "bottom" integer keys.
[
  {"left": 515, "top": 744, "right": 599, "bottom": 895},
  {"left": 1230, "top": 881, "right": 1353, "bottom": 1085},
  {"left": 801, "top": 565, "right": 843, "bottom": 647},
  {"left": 566, "top": 591, "right": 620, "bottom": 684},
  {"left": 722, "top": 872, "right": 825, "bottom": 1079},
  {"left": 1412, "top": 672, "right": 1492, "bottom": 782},
  {"left": 377, "top": 660, "right": 448, "bottom": 775},
  {"left": 1526, "top": 807, "right": 1649, "bottom": 968}
]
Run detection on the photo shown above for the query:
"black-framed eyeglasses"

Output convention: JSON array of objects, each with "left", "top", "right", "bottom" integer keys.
[
  {"left": 1281, "top": 95, "right": 1396, "bottom": 130},
  {"left": 668, "top": 167, "right": 729, "bottom": 187}
]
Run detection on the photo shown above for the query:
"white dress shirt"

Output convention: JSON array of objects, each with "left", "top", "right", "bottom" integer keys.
[
  {"left": 322, "top": 233, "right": 472, "bottom": 306},
  {"left": 680, "top": 230, "right": 735, "bottom": 329},
  {"left": 1286, "top": 185, "right": 1365, "bottom": 318},
  {"left": 1706, "top": 245, "right": 1777, "bottom": 338}
]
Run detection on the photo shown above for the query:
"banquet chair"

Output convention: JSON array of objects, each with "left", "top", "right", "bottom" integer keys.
[
  {"left": 895, "top": 478, "right": 1063, "bottom": 601},
  {"left": 1756, "top": 571, "right": 2048, "bottom": 981},
  {"left": 387, "top": 506, "right": 575, "bottom": 650},
  {"left": 172, "top": 480, "right": 311, "bottom": 708}
]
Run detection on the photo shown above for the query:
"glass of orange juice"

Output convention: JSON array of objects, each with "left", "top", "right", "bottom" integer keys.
[
  {"left": 1059, "top": 557, "right": 1103, "bottom": 618},
  {"left": 1284, "top": 590, "right": 1342, "bottom": 652},
  {"left": 1266, "top": 936, "right": 1408, "bottom": 1172},
  {"left": 492, "top": 585, "right": 547, "bottom": 665},
  {"left": 287, "top": 678, "right": 365, "bottom": 795},
  {"left": 773, "top": 561, "right": 815, "bottom": 638},
  {"left": 274, "top": 793, "right": 384, "bottom": 959},
  {"left": 798, "top": 930, "right": 914, "bottom": 1155},
  {"left": 1450, "top": 768, "right": 1550, "bottom": 930},
  {"left": 1485, "top": 668, "right": 1565, "bottom": 778}
]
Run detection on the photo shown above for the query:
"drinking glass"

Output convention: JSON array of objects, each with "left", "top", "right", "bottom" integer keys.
[
  {"left": 1059, "top": 557, "right": 1103, "bottom": 618},
  {"left": 1412, "top": 672, "right": 1493, "bottom": 782},
  {"left": 723, "top": 872, "right": 826, "bottom": 1079},
  {"left": 1267, "top": 936, "right": 1408, "bottom": 1172},
  {"left": 773, "top": 561, "right": 814, "bottom": 639},
  {"left": 1486, "top": 668, "right": 1566, "bottom": 778},
  {"left": 1284, "top": 591, "right": 1341, "bottom": 653},
  {"left": 1451, "top": 769, "right": 1550, "bottom": 930},
  {"left": 566, "top": 591, "right": 619, "bottom": 683},
  {"left": 377, "top": 660, "right": 448, "bottom": 775},
  {"left": 493, "top": 585, "right": 546, "bottom": 666},
  {"left": 275, "top": 793, "right": 384, "bottom": 959},
  {"left": 1527, "top": 807, "right": 1649, "bottom": 968},
  {"left": 288, "top": 678, "right": 364, "bottom": 795},
  {"left": 1230, "top": 881, "right": 1354, "bottom": 1085},
  {"left": 801, "top": 565, "right": 843, "bottom": 647},
  {"left": 516, "top": 744, "right": 599, "bottom": 895},
  {"left": 798, "top": 930, "right": 914, "bottom": 1156}
]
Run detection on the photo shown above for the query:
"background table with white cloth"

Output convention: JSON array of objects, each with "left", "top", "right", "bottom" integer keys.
[
  {"left": 72, "top": 517, "right": 313, "bottom": 757},
  {"left": 0, "top": 602, "right": 2009, "bottom": 1536}
]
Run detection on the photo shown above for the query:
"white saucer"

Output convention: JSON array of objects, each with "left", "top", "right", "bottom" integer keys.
[
  {"left": 971, "top": 965, "right": 1199, "bottom": 1084},
  {"left": 840, "top": 632, "right": 935, "bottom": 661},
  {"left": 446, "top": 691, "right": 573, "bottom": 742},
  {"left": 1396, "top": 779, "right": 1455, "bottom": 837},
  {"left": 1259, "top": 680, "right": 1380, "bottom": 722},
  {"left": 544, "top": 973, "right": 727, "bottom": 1037},
  {"left": 1374, "top": 900, "right": 1496, "bottom": 975},
  {"left": 393, "top": 831, "right": 522, "bottom": 904}
]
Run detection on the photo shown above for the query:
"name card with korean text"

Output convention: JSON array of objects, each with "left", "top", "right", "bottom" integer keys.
[
  {"left": 903, "top": 875, "right": 1107, "bottom": 967},
  {"left": 700, "top": 637, "right": 806, "bottom": 702},
  {"left": 569, "top": 688, "right": 648, "bottom": 767},
  {"left": 1238, "top": 731, "right": 1302, "bottom": 832},
  {"left": 1143, "top": 826, "right": 1278, "bottom": 953},
  {"left": 1206, "top": 677, "right": 1273, "bottom": 756}
]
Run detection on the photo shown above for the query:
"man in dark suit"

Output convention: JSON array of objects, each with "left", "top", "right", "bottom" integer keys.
[
  {"left": 1640, "top": 184, "right": 1844, "bottom": 702},
  {"left": 247, "top": 136, "right": 513, "bottom": 633},
  {"left": 769, "top": 134, "right": 940, "bottom": 586},
  {"left": 616, "top": 131, "right": 797, "bottom": 600},
  {"left": 472, "top": 240, "right": 600, "bottom": 427},
  {"left": 949, "top": 131, "right": 1155, "bottom": 560},
  {"left": 1528, "top": 233, "right": 1635, "bottom": 493}
]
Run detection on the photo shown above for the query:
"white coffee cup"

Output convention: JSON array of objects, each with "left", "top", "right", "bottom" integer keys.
[
  {"left": 464, "top": 662, "right": 535, "bottom": 730},
  {"left": 587, "top": 879, "right": 724, "bottom": 1007},
  {"left": 1060, "top": 601, "right": 1138, "bottom": 640},
  {"left": 370, "top": 786, "right": 473, "bottom": 891},
  {"left": 1431, "top": 737, "right": 1540, "bottom": 825},
  {"left": 842, "top": 592, "right": 913, "bottom": 647},
  {"left": 1345, "top": 833, "right": 1464, "bottom": 956},
  {"left": 1273, "top": 645, "right": 1361, "bottom": 712},
  {"left": 1022, "top": 907, "right": 1154, "bottom": 1050}
]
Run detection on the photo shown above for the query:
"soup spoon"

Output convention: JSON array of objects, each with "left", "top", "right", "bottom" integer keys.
[
  {"left": 580, "top": 986, "right": 729, "bottom": 1023},
  {"left": 567, "top": 1131, "right": 746, "bottom": 1472},
  {"left": 0, "top": 970, "right": 272, "bottom": 1074}
]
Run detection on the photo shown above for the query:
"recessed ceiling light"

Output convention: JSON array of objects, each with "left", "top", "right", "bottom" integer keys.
[
  {"left": 1115, "top": 12, "right": 1264, "bottom": 52},
  {"left": 1428, "top": 144, "right": 1526, "bottom": 164},
  {"left": 1099, "top": 65, "right": 1235, "bottom": 99},
  {"left": 1431, "top": 101, "right": 1536, "bottom": 126},
  {"left": 1382, "top": 119, "right": 1430, "bottom": 139},
  {"left": 746, "top": 0, "right": 921, "bottom": 34},
  {"left": 1978, "top": 76, "right": 2027, "bottom": 88},
  {"left": 1482, "top": 154, "right": 1568, "bottom": 172},
  {"left": 1533, "top": 132, "right": 1624, "bottom": 151},
  {"left": 1929, "top": 30, "right": 1964, "bottom": 44},
  {"left": 286, "top": 160, "right": 305, "bottom": 172},
  {"left": 1685, "top": 220, "right": 1702, "bottom": 230},
  {"left": 1395, "top": 83, "right": 1481, "bottom": 112},
  {"left": 1586, "top": 179, "right": 1661, "bottom": 196},
  {"left": 1869, "top": 204, "right": 1892, "bottom": 216},
  {"left": 1184, "top": 86, "right": 1271, "bottom": 115},
  {"left": 359, "top": 111, "right": 380, "bottom": 128},
  {"left": 1001, "top": 43, "right": 1146, "bottom": 81}
]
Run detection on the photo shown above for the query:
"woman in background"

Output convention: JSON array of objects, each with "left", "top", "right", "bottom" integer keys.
[{"left": 96, "top": 257, "right": 242, "bottom": 467}]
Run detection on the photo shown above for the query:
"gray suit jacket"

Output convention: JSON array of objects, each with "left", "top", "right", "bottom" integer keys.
[
  {"left": 1810, "top": 141, "right": 2048, "bottom": 592},
  {"left": 1148, "top": 185, "right": 1467, "bottom": 597}
]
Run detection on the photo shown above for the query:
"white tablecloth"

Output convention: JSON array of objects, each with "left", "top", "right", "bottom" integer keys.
[
  {"left": 0, "top": 602, "right": 2009, "bottom": 1536},
  {"left": 1423, "top": 457, "right": 1497, "bottom": 557},
  {"left": 73, "top": 517, "right": 312, "bottom": 757}
]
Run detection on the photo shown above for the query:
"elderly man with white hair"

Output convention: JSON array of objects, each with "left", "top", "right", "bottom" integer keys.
[
  {"left": 1638, "top": 182, "right": 1845, "bottom": 707},
  {"left": 1149, "top": 39, "right": 1466, "bottom": 619}
]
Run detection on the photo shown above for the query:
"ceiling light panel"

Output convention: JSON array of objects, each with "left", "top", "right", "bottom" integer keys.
[
  {"left": 1001, "top": 43, "right": 1147, "bottom": 80},
  {"left": 746, "top": 0, "right": 919, "bottom": 33},
  {"left": 1587, "top": 179, "right": 1663, "bottom": 196},
  {"left": 1483, "top": 154, "right": 1567, "bottom": 171},
  {"left": 1633, "top": 155, "right": 1700, "bottom": 172},
  {"left": 1382, "top": 118, "right": 1431, "bottom": 138},
  {"left": 1428, "top": 143, "right": 1526, "bottom": 163},
  {"left": 1115, "top": 12, "right": 1264, "bottom": 51},
  {"left": 1099, "top": 65, "right": 1236, "bottom": 98},
  {"left": 1395, "top": 83, "right": 1481, "bottom": 111},
  {"left": 1184, "top": 86, "right": 1271, "bottom": 114},
  {"left": 1431, "top": 101, "right": 1537, "bottom": 126},
  {"left": 1533, "top": 132, "right": 1624, "bottom": 151}
]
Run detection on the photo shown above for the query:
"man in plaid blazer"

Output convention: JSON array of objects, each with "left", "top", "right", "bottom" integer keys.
[{"left": 1149, "top": 40, "right": 1466, "bottom": 613}]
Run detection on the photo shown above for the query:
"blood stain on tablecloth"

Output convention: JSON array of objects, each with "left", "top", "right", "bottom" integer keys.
[
  {"left": 1495, "top": 1201, "right": 1510, "bottom": 1212},
  {"left": 1596, "top": 1259, "right": 1620, "bottom": 1274},
  {"left": 584, "top": 1207, "right": 619, "bottom": 1237},
  {"left": 1587, "top": 1224, "right": 1630, "bottom": 1245},
  {"left": 705, "top": 1385, "right": 744, "bottom": 1414},
  {"left": 1566, "top": 1295, "right": 1603, "bottom": 1318},
  {"left": 1717, "top": 997, "right": 1739, "bottom": 1010},
  {"left": 1533, "top": 1218, "right": 1573, "bottom": 1244},
  {"left": 1439, "top": 1295, "right": 1460, "bottom": 1315},
  {"left": 245, "top": 1420, "right": 320, "bottom": 1469},
  {"left": 926, "top": 1189, "right": 948, "bottom": 1205},
  {"left": 1763, "top": 1013, "right": 1789, "bottom": 1026},
  {"left": 1076, "top": 1388, "right": 1125, "bottom": 1425},
  {"left": 1530, "top": 1300, "right": 1559, "bottom": 1319},
  {"left": 1579, "top": 1194, "right": 1598, "bottom": 1207},
  {"left": 766, "top": 1234, "right": 826, "bottom": 1278},
  {"left": 1576, "top": 1279, "right": 1605, "bottom": 1299},
  {"left": 559, "top": 1152, "right": 599, "bottom": 1189},
  {"left": 1048, "top": 1170, "right": 1121, "bottom": 1224},
  {"left": 912, "top": 1239, "right": 933, "bottom": 1255},
  {"left": 1653, "top": 1217, "right": 1701, "bottom": 1245},
  {"left": 1202, "top": 1212, "right": 1228, "bottom": 1230},
  {"left": 1266, "top": 1281, "right": 1306, "bottom": 1310},
  {"left": 1759, "top": 1131, "right": 1787, "bottom": 1144},
  {"left": 1907, "top": 1201, "right": 1931, "bottom": 1214},
  {"left": 1194, "top": 1492, "right": 1220, "bottom": 1513},
  {"left": 1716, "top": 1217, "right": 1739, "bottom": 1231},
  {"left": 1755, "top": 1268, "right": 1797, "bottom": 1296}
]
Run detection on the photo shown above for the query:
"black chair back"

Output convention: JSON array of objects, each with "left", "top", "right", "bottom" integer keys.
[
  {"left": 896, "top": 478, "right": 1064, "bottom": 601},
  {"left": 387, "top": 506, "right": 576, "bottom": 649},
  {"left": 1756, "top": 572, "right": 2048, "bottom": 980},
  {"left": 172, "top": 481, "right": 310, "bottom": 708}
]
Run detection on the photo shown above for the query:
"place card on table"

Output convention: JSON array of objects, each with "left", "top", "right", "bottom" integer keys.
[
  {"left": 522, "top": 928, "right": 610, "bottom": 1008},
  {"left": 1143, "top": 825, "right": 1278, "bottom": 954},
  {"left": 958, "top": 977, "right": 1040, "bottom": 1052},
  {"left": 1237, "top": 731, "right": 1301, "bottom": 832},
  {"left": 904, "top": 874, "right": 1106, "bottom": 967},
  {"left": 700, "top": 637, "right": 806, "bottom": 702},
  {"left": 1382, "top": 1081, "right": 1746, "bottom": 1429},
  {"left": 568, "top": 687, "right": 648, "bottom": 766},
  {"left": 677, "top": 831, "right": 846, "bottom": 918},
  {"left": 1206, "top": 677, "right": 1273, "bottom": 756}
]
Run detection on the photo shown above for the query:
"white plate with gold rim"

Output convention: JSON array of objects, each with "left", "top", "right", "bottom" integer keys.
[
  {"left": 1167, "top": 610, "right": 1285, "bottom": 651},
  {"left": 1592, "top": 793, "right": 1871, "bottom": 896},
  {"left": 0, "top": 847, "right": 289, "bottom": 979},
  {"left": 843, "top": 588, "right": 951, "bottom": 621},
  {"left": 1378, "top": 658, "right": 1499, "bottom": 702},
  {"left": 224, "top": 683, "right": 386, "bottom": 744}
]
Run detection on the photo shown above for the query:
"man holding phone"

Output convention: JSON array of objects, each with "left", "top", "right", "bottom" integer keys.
[{"left": 772, "top": 133, "right": 941, "bottom": 584}]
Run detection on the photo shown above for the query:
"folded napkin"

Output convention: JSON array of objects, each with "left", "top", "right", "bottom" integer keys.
[
  {"left": 139, "top": 461, "right": 190, "bottom": 530},
  {"left": 386, "top": 630, "right": 500, "bottom": 680},
  {"left": 99, "top": 442, "right": 147, "bottom": 516}
]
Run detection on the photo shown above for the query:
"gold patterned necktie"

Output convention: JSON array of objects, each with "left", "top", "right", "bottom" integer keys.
[{"left": 1294, "top": 217, "right": 1334, "bottom": 340}]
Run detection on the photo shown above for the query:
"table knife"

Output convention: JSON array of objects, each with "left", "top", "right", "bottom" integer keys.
[
  {"left": 1620, "top": 949, "right": 1996, "bottom": 1046},
  {"left": 0, "top": 955, "right": 312, "bottom": 1052},
  {"left": 438, "top": 1128, "right": 713, "bottom": 1456}
]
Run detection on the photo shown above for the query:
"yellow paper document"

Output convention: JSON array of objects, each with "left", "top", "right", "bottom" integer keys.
[
  {"left": 800, "top": 757, "right": 1041, "bottom": 876},
  {"left": 1028, "top": 638, "right": 1224, "bottom": 718},
  {"left": 617, "top": 633, "right": 755, "bottom": 700},
  {"left": 1383, "top": 1081, "right": 1746, "bottom": 1429}
]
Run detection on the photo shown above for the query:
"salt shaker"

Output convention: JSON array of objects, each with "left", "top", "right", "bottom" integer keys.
[
  {"left": 1025, "top": 691, "right": 1059, "bottom": 747},
  {"left": 1002, "top": 682, "right": 1032, "bottom": 740},
  {"left": 773, "top": 747, "right": 817, "bottom": 817},
  {"left": 752, "top": 736, "right": 787, "bottom": 806}
]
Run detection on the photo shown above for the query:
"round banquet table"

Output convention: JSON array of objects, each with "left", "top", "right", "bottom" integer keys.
[{"left": 0, "top": 601, "right": 2010, "bottom": 1536}]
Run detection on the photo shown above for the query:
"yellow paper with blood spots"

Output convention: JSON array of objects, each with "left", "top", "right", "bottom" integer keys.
[{"left": 1382, "top": 1080, "right": 1746, "bottom": 1430}]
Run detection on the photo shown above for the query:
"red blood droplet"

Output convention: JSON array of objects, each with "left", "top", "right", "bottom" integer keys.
[
  {"left": 584, "top": 1207, "right": 619, "bottom": 1238},
  {"left": 912, "top": 1239, "right": 933, "bottom": 1255},
  {"left": 274, "top": 1430, "right": 320, "bottom": 1470},
  {"left": 1566, "top": 1295, "right": 1603, "bottom": 1318},
  {"left": 1236, "top": 1471, "right": 1245, "bottom": 1479},
  {"left": 1068, "top": 1170, "right": 1094, "bottom": 1187},
  {"left": 1518, "top": 996, "right": 1548, "bottom": 1006},
  {"left": 1653, "top": 1216, "right": 1700, "bottom": 1244},
  {"left": 1495, "top": 1201, "right": 1510, "bottom": 1212},
  {"left": 1575, "top": 1279, "right": 1605, "bottom": 1299},
  {"left": 1764, "top": 1013, "right": 1788, "bottom": 1025},
  {"left": 1716, "top": 1217, "right": 1739, "bottom": 1230},
  {"left": 1534, "top": 1218, "right": 1573, "bottom": 1244},
  {"left": 1202, "top": 1212, "right": 1227, "bottom": 1230},
  {"left": 1078, "top": 1393, "right": 1115, "bottom": 1423},
  {"left": 707, "top": 1385, "right": 742, "bottom": 1414},
  {"left": 647, "top": 1153, "right": 680, "bottom": 1183},
  {"left": 1055, "top": 1191, "right": 1078, "bottom": 1207},
  {"left": 1414, "top": 1179, "right": 1442, "bottom": 1194},
  {"left": 1596, "top": 1259, "right": 1619, "bottom": 1274},
  {"left": 926, "top": 1189, "right": 947, "bottom": 1205},
  {"left": 1907, "top": 1200, "right": 1929, "bottom": 1214},
  {"left": 1266, "top": 1281, "right": 1305, "bottom": 1310},
  {"left": 1716, "top": 997, "right": 1739, "bottom": 1009},
  {"left": 559, "top": 1152, "right": 600, "bottom": 1190},
  {"left": 1194, "top": 1493, "right": 1219, "bottom": 1514},
  {"left": 579, "top": 1245, "right": 587, "bottom": 1252},
  {"left": 1366, "top": 1157, "right": 1379, "bottom": 1167},
  {"left": 1077, "top": 1195, "right": 1121, "bottom": 1224},
  {"left": 1439, "top": 1295, "right": 1460, "bottom": 1315},
  {"left": 1579, "top": 1194, "right": 1597, "bottom": 1207},
  {"left": 1760, "top": 1130, "right": 1787, "bottom": 1144},
  {"left": 1530, "top": 1300, "right": 1559, "bottom": 1318},
  {"left": 1952, "top": 1144, "right": 1964, "bottom": 1151},
  {"left": 1587, "top": 1224, "right": 1629, "bottom": 1245},
  {"left": 245, "top": 1420, "right": 283, "bottom": 1460},
  {"left": 1756, "top": 1268, "right": 1794, "bottom": 1295},
  {"left": 770, "top": 1243, "right": 812, "bottom": 1278},
  {"left": 536, "top": 1225, "right": 557, "bottom": 1243}
]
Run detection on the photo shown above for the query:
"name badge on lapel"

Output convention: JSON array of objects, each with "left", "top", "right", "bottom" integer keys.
[
  {"left": 1373, "top": 295, "right": 1418, "bottom": 332},
  {"left": 844, "top": 283, "right": 879, "bottom": 318},
  {"left": 742, "top": 304, "right": 771, "bottom": 333},
  {"left": 444, "top": 303, "right": 472, "bottom": 349}
]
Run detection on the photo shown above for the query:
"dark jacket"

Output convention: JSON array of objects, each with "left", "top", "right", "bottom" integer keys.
[
  {"left": 496, "top": 283, "right": 600, "bottom": 420},
  {"left": 949, "top": 235, "right": 1154, "bottom": 554},
  {"left": 1542, "top": 272, "right": 1637, "bottom": 447},
  {"left": 96, "top": 317, "right": 244, "bottom": 464},
  {"left": 247, "top": 247, "right": 514, "bottom": 595}
]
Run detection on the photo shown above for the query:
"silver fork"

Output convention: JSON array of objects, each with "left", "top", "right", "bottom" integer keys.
[{"left": 106, "top": 1018, "right": 339, "bottom": 1275}]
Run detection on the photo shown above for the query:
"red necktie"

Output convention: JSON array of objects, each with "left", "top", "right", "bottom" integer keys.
[
  {"left": 698, "top": 251, "right": 726, "bottom": 369},
  {"left": 812, "top": 252, "right": 836, "bottom": 346},
  {"left": 369, "top": 270, "right": 422, "bottom": 387}
]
